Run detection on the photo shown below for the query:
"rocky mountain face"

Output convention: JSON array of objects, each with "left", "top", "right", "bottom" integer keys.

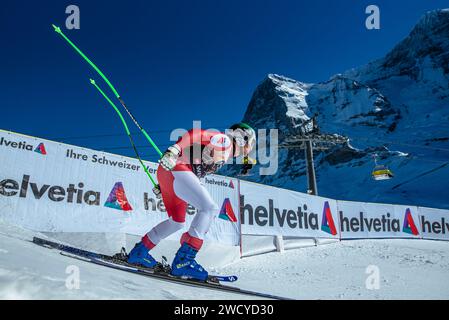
[{"left": 221, "top": 9, "right": 449, "bottom": 209}]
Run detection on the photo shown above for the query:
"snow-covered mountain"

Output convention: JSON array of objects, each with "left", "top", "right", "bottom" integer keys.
[{"left": 222, "top": 9, "right": 449, "bottom": 209}]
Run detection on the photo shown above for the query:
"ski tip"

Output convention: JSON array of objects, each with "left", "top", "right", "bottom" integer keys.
[
  {"left": 89, "top": 79, "right": 96, "bottom": 85},
  {"left": 52, "top": 24, "right": 61, "bottom": 33}
]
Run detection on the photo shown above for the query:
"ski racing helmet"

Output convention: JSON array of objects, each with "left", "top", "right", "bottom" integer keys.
[{"left": 228, "top": 122, "right": 256, "bottom": 149}]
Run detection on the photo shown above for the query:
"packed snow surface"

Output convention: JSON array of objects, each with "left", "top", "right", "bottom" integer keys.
[{"left": 0, "top": 220, "right": 448, "bottom": 300}]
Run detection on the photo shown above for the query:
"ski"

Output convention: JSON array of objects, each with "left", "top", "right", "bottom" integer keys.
[
  {"left": 33, "top": 237, "right": 235, "bottom": 283},
  {"left": 59, "top": 251, "right": 237, "bottom": 283},
  {"left": 32, "top": 237, "right": 291, "bottom": 300}
]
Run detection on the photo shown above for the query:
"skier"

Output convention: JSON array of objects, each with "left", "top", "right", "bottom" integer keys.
[{"left": 127, "top": 123, "right": 256, "bottom": 281}]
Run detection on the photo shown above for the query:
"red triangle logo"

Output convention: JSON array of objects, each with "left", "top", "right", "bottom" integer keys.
[
  {"left": 34, "top": 143, "right": 47, "bottom": 155},
  {"left": 104, "top": 182, "right": 133, "bottom": 211},
  {"left": 219, "top": 198, "right": 237, "bottom": 222},
  {"left": 403, "top": 208, "right": 419, "bottom": 235},
  {"left": 321, "top": 201, "right": 337, "bottom": 235}
]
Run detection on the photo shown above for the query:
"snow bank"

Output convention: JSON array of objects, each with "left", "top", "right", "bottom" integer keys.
[{"left": 1, "top": 218, "right": 449, "bottom": 299}]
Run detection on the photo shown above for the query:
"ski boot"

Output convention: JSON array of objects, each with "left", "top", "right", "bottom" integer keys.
[
  {"left": 171, "top": 242, "right": 208, "bottom": 281},
  {"left": 127, "top": 241, "right": 158, "bottom": 269}
]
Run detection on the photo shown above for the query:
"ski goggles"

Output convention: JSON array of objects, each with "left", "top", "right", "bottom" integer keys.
[{"left": 230, "top": 129, "right": 256, "bottom": 148}]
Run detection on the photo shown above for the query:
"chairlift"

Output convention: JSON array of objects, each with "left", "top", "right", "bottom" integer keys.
[
  {"left": 371, "top": 154, "right": 394, "bottom": 181},
  {"left": 372, "top": 165, "right": 394, "bottom": 180}
]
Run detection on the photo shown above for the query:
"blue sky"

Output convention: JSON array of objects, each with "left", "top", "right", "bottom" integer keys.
[{"left": 1, "top": 0, "right": 448, "bottom": 161}]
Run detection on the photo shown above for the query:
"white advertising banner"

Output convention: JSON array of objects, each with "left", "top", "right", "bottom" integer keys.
[
  {"left": 418, "top": 207, "right": 449, "bottom": 240},
  {"left": 0, "top": 130, "right": 240, "bottom": 246},
  {"left": 338, "top": 200, "right": 421, "bottom": 239},
  {"left": 2, "top": 129, "right": 448, "bottom": 245},
  {"left": 239, "top": 180, "right": 340, "bottom": 239}
]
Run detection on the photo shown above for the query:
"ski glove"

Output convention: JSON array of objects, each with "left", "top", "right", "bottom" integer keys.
[
  {"left": 152, "top": 184, "right": 162, "bottom": 199},
  {"left": 160, "top": 145, "right": 181, "bottom": 171},
  {"left": 241, "top": 156, "right": 257, "bottom": 175}
]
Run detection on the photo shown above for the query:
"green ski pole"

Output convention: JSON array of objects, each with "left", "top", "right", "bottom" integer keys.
[
  {"left": 89, "top": 79, "right": 158, "bottom": 188},
  {"left": 52, "top": 24, "right": 163, "bottom": 157}
]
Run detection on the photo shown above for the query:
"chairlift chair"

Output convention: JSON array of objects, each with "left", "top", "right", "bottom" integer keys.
[
  {"left": 371, "top": 153, "right": 394, "bottom": 180},
  {"left": 372, "top": 164, "right": 394, "bottom": 180}
]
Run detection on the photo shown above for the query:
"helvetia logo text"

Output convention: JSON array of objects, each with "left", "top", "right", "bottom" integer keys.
[
  {"left": 0, "top": 175, "right": 133, "bottom": 213},
  {"left": 0, "top": 137, "right": 47, "bottom": 155},
  {"left": 0, "top": 175, "right": 100, "bottom": 205},
  {"left": 219, "top": 198, "right": 237, "bottom": 222},
  {"left": 340, "top": 208, "right": 420, "bottom": 236},
  {"left": 420, "top": 215, "right": 449, "bottom": 235},
  {"left": 104, "top": 182, "right": 133, "bottom": 212},
  {"left": 205, "top": 177, "right": 234, "bottom": 189},
  {"left": 240, "top": 195, "right": 336, "bottom": 234}
]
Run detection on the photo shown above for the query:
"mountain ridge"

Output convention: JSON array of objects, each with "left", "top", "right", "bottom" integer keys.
[{"left": 222, "top": 8, "right": 449, "bottom": 209}]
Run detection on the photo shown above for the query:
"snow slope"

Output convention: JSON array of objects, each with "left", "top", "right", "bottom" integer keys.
[
  {"left": 0, "top": 221, "right": 259, "bottom": 300},
  {"left": 1, "top": 219, "right": 449, "bottom": 300}
]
